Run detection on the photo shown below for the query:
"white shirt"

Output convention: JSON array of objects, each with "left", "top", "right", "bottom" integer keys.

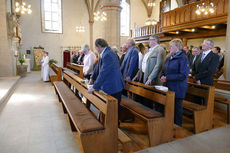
[
  {"left": 192, "top": 53, "right": 200, "bottom": 64},
  {"left": 83, "top": 51, "right": 96, "bottom": 75},
  {"left": 142, "top": 45, "right": 158, "bottom": 73},
  {"left": 138, "top": 52, "right": 143, "bottom": 69},
  {"left": 100, "top": 47, "right": 107, "bottom": 58},
  {"left": 201, "top": 50, "right": 212, "bottom": 62}
]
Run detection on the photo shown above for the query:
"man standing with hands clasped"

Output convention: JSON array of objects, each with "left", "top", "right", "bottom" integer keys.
[
  {"left": 88, "top": 38, "right": 124, "bottom": 125},
  {"left": 132, "top": 35, "right": 165, "bottom": 85},
  {"left": 193, "top": 39, "right": 219, "bottom": 86},
  {"left": 120, "top": 39, "right": 139, "bottom": 80}
]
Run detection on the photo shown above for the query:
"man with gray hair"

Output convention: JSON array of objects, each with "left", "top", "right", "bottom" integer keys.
[
  {"left": 120, "top": 44, "right": 128, "bottom": 65},
  {"left": 133, "top": 35, "right": 166, "bottom": 85},
  {"left": 81, "top": 44, "right": 96, "bottom": 80},
  {"left": 193, "top": 39, "right": 219, "bottom": 85},
  {"left": 120, "top": 38, "right": 139, "bottom": 80}
]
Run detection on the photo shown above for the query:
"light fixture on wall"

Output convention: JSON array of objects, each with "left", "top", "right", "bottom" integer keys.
[
  {"left": 145, "top": 18, "right": 157, "bottom": 25},
  {"left": 94, "top": 11, "right": 107, "bottom": 21},
  {"left": 195, "top": 2, "right": 215, "bottom": 15},
  {"left": 15, "top": 1, "right": 32, "bottom": 15},
  {"left": 76, "top": 26, "right": 85, "bottom": 32},
  {"left": 147, "top": 0, "right": 156, "bottom": 7}
]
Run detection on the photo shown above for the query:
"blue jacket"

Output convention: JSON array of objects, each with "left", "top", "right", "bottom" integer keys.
[
  {"left": 93, "top": 47, "right": 125, "bottom": 95},
  {"left": 120, "top": 46, "right": 139, "bottom": 79},
  {"left": 161, "top": 51, "right": 190, "bottom": 98}
]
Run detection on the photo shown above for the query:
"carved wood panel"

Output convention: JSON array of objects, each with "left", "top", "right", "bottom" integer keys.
[{"left": 161, "top": 0, "right": 228, "bottom": 31}]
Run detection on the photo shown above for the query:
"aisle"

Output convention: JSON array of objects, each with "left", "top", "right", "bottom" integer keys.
[
  {"left": 0, "top": 76, "right": 20, "bottom": 104},
  {"left": 0, "top": 72, "right": 81, "bottom": 153}
]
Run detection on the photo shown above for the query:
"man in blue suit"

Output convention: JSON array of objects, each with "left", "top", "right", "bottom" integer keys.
[
  {"left": 120, "top": 39, "right": 139, "bottom": 80},
  {"left": 88, "top": 38, "right": 125, "bottom": 124}
]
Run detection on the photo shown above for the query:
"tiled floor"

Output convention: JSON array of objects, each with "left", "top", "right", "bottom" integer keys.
[{"left": 0, "top": 72, "right": 81, "bottom": 153}]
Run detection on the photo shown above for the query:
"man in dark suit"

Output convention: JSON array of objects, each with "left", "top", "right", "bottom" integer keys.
[
  {"left": 88, "top": 38, "right": 125, "bottom": 124},
  {"left": 190, "top": 47, "right": 201, "bottom": 75},
  {"left": 120, "top": 39, "right": 139, "bottom": 80},
  {"left": 184, "top": 46, "right": 193, "bottom": 64},
  {"left": 120, "top": 44, "right": 128, "bottom": 65},
  {"left": 193, "top": 39, "right": 219, "bottom": 86},
  {"left": 213, "top": 46, "right": 224, "bottom": 70}
]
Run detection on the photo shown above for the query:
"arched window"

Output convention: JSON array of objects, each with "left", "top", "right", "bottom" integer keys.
[
  {"left": 41, "top": 0, "right": 62, "bottom": 33},
  {"left": 120, "top": 0, "right": 130, "bottom": 36}
]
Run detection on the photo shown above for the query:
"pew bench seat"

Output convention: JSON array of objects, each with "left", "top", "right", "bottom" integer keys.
[
  {"left": 183, "top": 100, "right": 207, "bottom": 111},
  {"left": 120, "top": 81, "right": 175, "bottom": 147},
  {"left": 214, "top": 79, "right": 230, "bottom": 124},
  {"left": 53, "top": 81, "right": 104, "bottom": 133},
  {"left": 182, "top": 83, "right": 214, "bottom": 134},
  {"left": 118, "top": 128, "right": 133, "bottom": 153},
  {"left": 215, "top": 95, "right": 229, "bottom": 104},
  {"left": 63, "top": 68, "right": 79, "bottom": 75},
  {"left": 53, "top": 71, "right": 119, "bottom": 153},
  {"left": 215, "top": 95, "right": 230, "bottom": 124},
  {"left": 121, "top": 96, "right": 162, "bottom": 119}
]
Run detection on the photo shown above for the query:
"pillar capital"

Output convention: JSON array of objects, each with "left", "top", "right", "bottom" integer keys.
[
  {"left": 102, "top": 0, "right": 120, "bottom": 6},
  {"left": 101, "top": 5, "right": 122, "bottom": 10}
]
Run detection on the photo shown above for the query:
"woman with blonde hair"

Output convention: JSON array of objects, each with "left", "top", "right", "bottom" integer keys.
[{"left": 159, "top": 38, "right": 190, "bottom": 126}]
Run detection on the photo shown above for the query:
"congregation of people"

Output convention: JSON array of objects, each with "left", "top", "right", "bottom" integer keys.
[{"left": 49, "top": 36, "right": 225, "bottom": 127}]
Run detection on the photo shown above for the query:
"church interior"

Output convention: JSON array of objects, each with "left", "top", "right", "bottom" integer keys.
[{"left": 1, "top": 0, "right": 230, "bottom": 153}]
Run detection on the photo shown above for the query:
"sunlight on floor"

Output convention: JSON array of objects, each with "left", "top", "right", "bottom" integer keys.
[
  {"left": 0, "top": 89, "right": 8, "bottom": 99},
  {"left": 10, "top": 93, "right": 38, "bottom": 103}
]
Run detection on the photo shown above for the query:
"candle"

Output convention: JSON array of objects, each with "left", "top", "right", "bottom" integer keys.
[{"left": 14, "top": 50, "right": 18, "bottom": 56}]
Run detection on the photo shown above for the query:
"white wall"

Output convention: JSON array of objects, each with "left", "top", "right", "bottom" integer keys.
[
  {"left": 0, "top": 0, "right": 14, "bottom": 76},
  {"left": 20, "top": 0, "right": 102, "bottom": 66},
  {"left": 150, "top": 0, "right": 161, "bottom": 22},
  {"left": 121, "top": 0, "right": 161, "bottom": 46},
  {"left": 130, "top": 0, "right": 148, "bottom": 29},
  {"left": 130, "top": 0, "right": 173, "bottom": 30},
  {"left": 171, "top": 0, "right": 179, "bottom": 10}
]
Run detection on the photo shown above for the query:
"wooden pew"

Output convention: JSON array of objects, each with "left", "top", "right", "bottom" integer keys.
[
  {"left": 120, "top": 81, "right": 175, "bottom": 147},
  {"left": 66, "top": 63, "right": 84, "bottom": 79},
  {"left": 214, "top": 68, "right": 223, "bottom": 79},
  {"left": 187, "top": 76, "right": 194, "bottom": 83},
  {"left": 183, "top": 82, "right": 215, "bottom": 133},
  {"left": 53, "top": 70, "right": 118, "bottom": 153},
  {"left": 118, "top": 129, "right": 133, "bottom": 153},
  {"left": 214, "top": 79, "right": 230, "bottom": 124},
  {"left": 49, "top": 63, "right": 62, "bottom": 85}
]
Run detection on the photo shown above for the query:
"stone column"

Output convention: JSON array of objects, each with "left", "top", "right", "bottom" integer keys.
[
  {"left": 0, "top": 0, "right": 14, "bottom": 76},
  {"left": 101, "top": 0, "right": 121, "bottom": 48},
  {"left": 225, "top": 0, "right": 230, "bottom": 79},
  {"left": 89, "top": 19, "right": 94, "bottom": 50}
]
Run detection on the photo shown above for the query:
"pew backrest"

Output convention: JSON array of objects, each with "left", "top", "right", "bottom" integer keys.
[
  {"left": 64, "top": 71, "right": 117, "bottom": 130},
  {"left": 66, "top": 63, "right": 84, "bottom": 79},
  {"left": 214, "top": 79, "right": 230, "bottom": 91},
  {"left": 50, "top": 63, "right": 63, "bottom": 82},
  {"left": 125, "top": 80, "right": 175, "bottom": 123}
]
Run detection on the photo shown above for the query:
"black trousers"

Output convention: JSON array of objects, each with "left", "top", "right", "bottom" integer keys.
[
  {"left": 111, "top": 91, "right": 122, "bottom": 126},
  {"left": 84, "top": 74, "right": 91, "bottom": 80},
  {"left": 174, "top": 98, "right": 183, "bottom": 126},
  {"left": 156, "top": 98, "right": 183, "bottom": 126}
]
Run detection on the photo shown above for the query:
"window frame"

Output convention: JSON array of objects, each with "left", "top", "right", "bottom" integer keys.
[
  {"left": 41, "top": 0, "right": 63, "bottom": 34},
  {"left": 120, "top": 0, "right": 130, "bottom": 37}
]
